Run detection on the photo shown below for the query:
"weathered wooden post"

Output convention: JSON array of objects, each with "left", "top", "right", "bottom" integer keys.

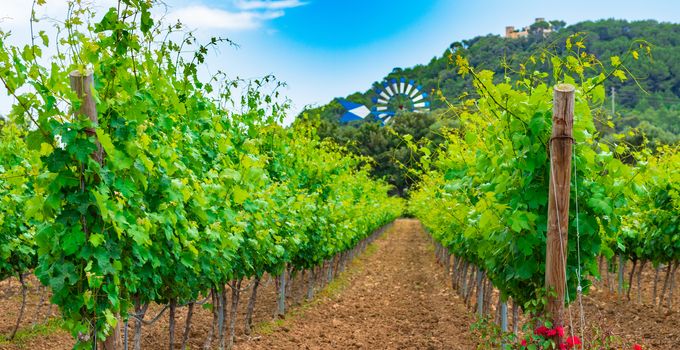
[
  {"left": 544, "top": 84, "right": 574, "bottom": 343},
  {"left": 277, "top": 266, "right": 287, "bottom": 317},
  {"left": 476, "top": 268, "right": 484, "bottom": 316},
  {"left": 70, "top": 71, "right": 103, "bottom": 165},
  {"left": 618, "top": 254, "right": 625, "bottom": 296},
  {"left": 500, "top": 300, "right": 508, "bottom": 349},
  {"left": 70, "top": 70, "right": 117, "bottom": 349}
]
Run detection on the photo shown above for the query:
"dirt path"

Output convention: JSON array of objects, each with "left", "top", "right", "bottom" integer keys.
[
  {"left": 3, "top": 218, "right": 679, "bottom": 349},
  {"left": 236, "top": 218, "right": 478, "bottom": 350}
]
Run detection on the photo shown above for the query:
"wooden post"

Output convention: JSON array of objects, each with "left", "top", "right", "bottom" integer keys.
[
  {"left": 512, "top": 300, "right": 519, "bottom": 335},
  {"left": 277, "top": 269, "right": 287, "bottom": 317},
  {"left": 327, "top": 258, "right": 334, "bottom": 283},
  {"left": 476, "top": 268, "right": 484, "bottom": 316},
  {"left": 70, "top": 71, "right": 104, "bottom": 164},
  {"left": 70, "top": 71, "right": 117, "bottom": 349},
  {"left": 618, "top": 254, "right": 625, "bottom": 296},
  {"left": 544, "top": 84, "right": 574, "bottom": 343},
  {"left": 500, "top": 300, "right": 508, "bottom": 349}
]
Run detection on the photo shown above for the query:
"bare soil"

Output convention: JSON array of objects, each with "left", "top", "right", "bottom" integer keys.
[
  {"left": 1, "top": 219, "right": 678, "bottom": 349},
  {"left": 235, "top": 218, "right": 478, "bottom": 350},
  {"left": 576, "top": 261, "right": 680, "bottom": 349}
]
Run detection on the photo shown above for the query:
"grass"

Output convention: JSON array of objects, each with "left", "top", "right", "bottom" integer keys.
[
  {"left": 253, "top": 318, "right": 286, "bottom": 335},
  {"left": 0, "top": 318, "right": 64, "bottom": 348}
]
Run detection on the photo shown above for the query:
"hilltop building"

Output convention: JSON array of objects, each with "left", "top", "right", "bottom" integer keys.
[{"left": 505, "top": 18, "right": 554, "bottom": 38}]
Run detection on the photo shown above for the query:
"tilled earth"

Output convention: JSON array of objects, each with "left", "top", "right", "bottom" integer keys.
[
  {"left": 0, "top": 219, "right": 478, "bottom": 350},
  {"left": 1, "top": 219, "right": 678, "bottom": 349},
  {"left": 236, "top": 218, "right": 478, "bottom": 350}
]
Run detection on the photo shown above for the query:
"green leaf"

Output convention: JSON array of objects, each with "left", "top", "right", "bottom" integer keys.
[
  {"left": 95, "top": 7, "right": 119, "bottom": 33},
  {"left": 128, "top": 224, "right": 150, "bottom": 246},
  {"left": 529, "top": 113, "right": 546, "bottom": 136},
  {"left": 89, "top": 233, "right": 105, "bottom": 247},
  {"left": 38, "top": 31, "right": 49, "bottom": 46},
  {"left": 612, "top": 69, "right": 627, "bottom": 81},
  {"left": 95, "top": 129, "right": 116, "bottom": 155},
  {"left": 222, "top": 168, "right": 241, "bottom": 183},
  {"left": 63, "top": 226, "right": 86, "bottom": 256},
  {"left": 464, "top": 131, "right": 477, "bottom": 145},
  {"left": 140, "top": 6, "right": 154, "bottom": 33},
  {"left": 232, "top": 186, "right": 249, "bottom": 205},
  {"left": 515, "top": 260, "right": 537, "bottom": 279},
  {"left": 517, "top": 235, "right": 536, "bottom": 256}
]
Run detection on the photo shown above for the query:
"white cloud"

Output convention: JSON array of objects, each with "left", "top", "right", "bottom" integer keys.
[
  {"left": 0, "top": 0, "right": 117, "bottom": 36},
  {"left": 0, "top": 0, "right": 117, "bottom": 118},
  {"left": 234, "top": 0, "right": 307, "bottom": 11},
  {"left": 167, "top": 5, "right": 284, "bottom": 30},
  {"left": 0, "top": 0, "right": 70, "bottom": 32},
  {"left": 165, "top": 0, "right": 308, "bottom": 31}
]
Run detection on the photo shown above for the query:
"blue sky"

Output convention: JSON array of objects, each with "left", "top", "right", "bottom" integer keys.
[
  {"left": 2, "top": 0, "right": 680, "bottom": 122},
  {"left": 174, "top": 0, "right": 680, "bottom": 122}
]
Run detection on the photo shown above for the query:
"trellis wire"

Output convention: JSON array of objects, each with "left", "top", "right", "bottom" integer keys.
[{"left": 573, "top": 140, "right": 586, "bottom": 344}]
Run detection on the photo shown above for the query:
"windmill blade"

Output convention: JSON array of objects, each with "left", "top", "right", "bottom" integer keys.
[
  {"left": 390, "top": 79, "right": 399, "bottom": 96},
  {"left": 404, "top": 80, "right": 415, "bottom": 96},
  {"left": 375, "top": 88, "right": 390, "bottom": 101},
  {"left": 383, "top": 82, "right": 395, "bottom": 96},
  {"left": 338, "top": 99, "right": 371, "bottom": 122},
  {"left": 409, "top": 85, "right": 422, "bottom": 98}
]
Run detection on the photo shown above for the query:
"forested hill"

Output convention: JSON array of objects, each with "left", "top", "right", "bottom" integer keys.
[
  {"left": 296, "top": 18, "right": 679, "bottom": 196},
  {"left": 302, "top": 19, "right": 680, "bottom": 144}
]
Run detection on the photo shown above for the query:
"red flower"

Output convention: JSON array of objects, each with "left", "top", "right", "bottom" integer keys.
[
  {"left": 534, "top": 325, "right": 549, "bottom": 336},
  {"left": 546, "top": 329, "right": 557, "bottom": 337},
  {"left": 521, "top": 339, "right": 527, "bottom": 346},
  {"left": 555, "top": 326, "right": 565, "bottom": 338},
  {"left": 566, "top": 336, "right": 582, "bottom": 348},
  {"left": 559, "top": 343, "right": 568, "bottom": 350},
  {"left": 633, "top": 345, "right": 642, "bottom": 350}
]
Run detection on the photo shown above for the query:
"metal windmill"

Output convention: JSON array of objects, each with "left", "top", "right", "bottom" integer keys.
[{"left": 339, "top": 77, "right": 430, "bottom": 124}]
